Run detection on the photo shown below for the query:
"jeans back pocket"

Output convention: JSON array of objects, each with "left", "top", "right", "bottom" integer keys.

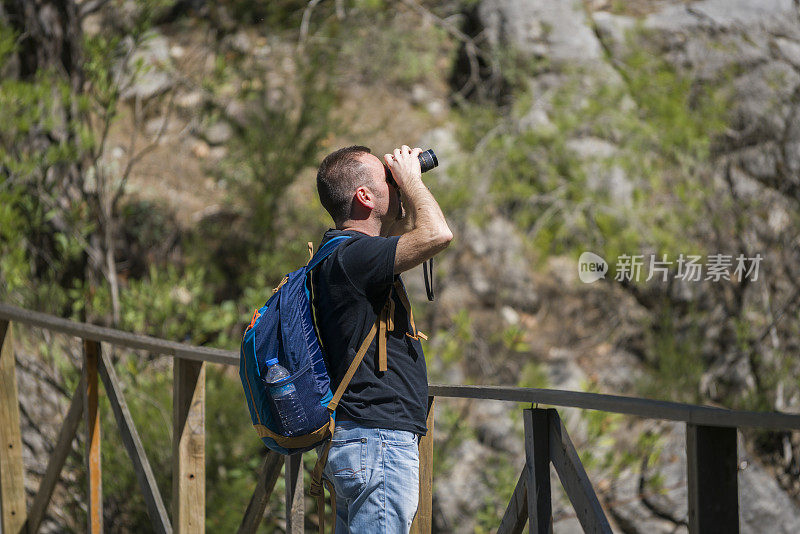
[{"left": 326, "top": 437, "right": 367, "bottom": 499}]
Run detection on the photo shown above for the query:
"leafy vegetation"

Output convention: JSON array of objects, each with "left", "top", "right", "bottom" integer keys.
[{"left": 1, "top": 1, "right": 460, "bottom": 531}]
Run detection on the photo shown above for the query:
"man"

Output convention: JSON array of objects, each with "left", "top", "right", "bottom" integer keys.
[{"left": 311, "top": 144, "right": 452, "bottom": 532}]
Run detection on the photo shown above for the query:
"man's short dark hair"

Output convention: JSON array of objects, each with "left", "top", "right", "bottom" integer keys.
[{"left": 316, "top": 145, "right": 373, "bottom": 226}]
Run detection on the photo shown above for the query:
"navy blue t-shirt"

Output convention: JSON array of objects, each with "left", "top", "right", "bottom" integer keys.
[{"left": 309, "top": 229, "right": 428, "bottom": 435}]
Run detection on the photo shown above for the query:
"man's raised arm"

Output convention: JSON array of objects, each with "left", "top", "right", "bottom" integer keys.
[{"left": 384, "top": 145, "right": 453, "bottom": 274}]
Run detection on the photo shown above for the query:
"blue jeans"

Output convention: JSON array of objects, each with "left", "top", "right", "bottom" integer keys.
[{"left": 320, "top": 420, "right": 420, "bottom": 533}]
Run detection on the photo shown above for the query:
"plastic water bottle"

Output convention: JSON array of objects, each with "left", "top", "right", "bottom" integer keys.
[{"left": 264, "top": 358, "right": 308, "bottom": 435}]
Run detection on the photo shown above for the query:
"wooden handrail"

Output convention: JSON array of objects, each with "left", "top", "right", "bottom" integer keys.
[
  {"left": 0, "top": 303, "right": 237, "bottom": 366},
  {"left": 428, "top": 384, "right": 800, "bottom": 431},
  {"left": 4, "top": 302, "right": 800, "bottom": 431}
]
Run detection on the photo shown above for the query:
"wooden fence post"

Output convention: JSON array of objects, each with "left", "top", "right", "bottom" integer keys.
[
  {"left": 0, "top": 320, "right": 26, "bottom": 533},
  {"left": 173, "top": 358, "right": 205, "bottom": 534},
  {"left": 525, "top": 408, "right": 552, "bottom": 534},
  {"left": 686, "top": 424, "right": 739, "bottom": 533},
  {"left": 411, "top": 395, "right": 435, "bottom": 534},
  {"left": 84, "top": 339, "right": 103, "bottom": 534},
  {"left": 497, "top": 465, "right": 529, "bottom": 534},
  {"left": 498, "top": 407, "right": 553, "bottom": 534},
  {"left": 285, "top": 453, "right": 304, "bottom": 533},
  {"left": 238, "top": 451, "right": 284, "bottom": 534},
  {"left": 548, "top": 410, "right": 611, "bottom": 533},
  {"left": 98, "top": 350, "right": 171, "bottom": 533},
  {"left": 25, "top": 378, "right": 86, "bottom": 533}
]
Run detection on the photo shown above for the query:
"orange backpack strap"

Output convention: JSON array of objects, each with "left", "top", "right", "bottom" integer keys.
[
  {"left": 272, "top": 276, "right": 289, "bottom": 294},
  {"left": 376, "top": 296, "right": 394, "bottom": 372},
  {"left": 309, "top": 415, "right": 336, "bottom": 534},
  {"left": 311, "top": 473, "right": 336, "bottom": 534},
  {"left": 394, "top": 280, "right": 427, "bottom": 340},
  {"left": 328, "top": 320, "right": 378, "bottom": 412}
]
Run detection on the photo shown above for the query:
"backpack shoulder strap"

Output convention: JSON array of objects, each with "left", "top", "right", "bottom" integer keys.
[
  {"left": 394, "top": 279, "right": 427, "bottom": 341},
  {"left": 307, "top": 235, "right": 351, "bottom": 271},
  {"left": 327, "top": 319, "right": 379, "bottom": 413}
]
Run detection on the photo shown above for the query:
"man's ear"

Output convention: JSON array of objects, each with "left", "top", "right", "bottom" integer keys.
[{"left": 353, "top": 185, "right": 375, "bottom": 210}]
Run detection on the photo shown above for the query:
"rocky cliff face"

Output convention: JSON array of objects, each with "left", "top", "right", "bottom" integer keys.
[{"left": 424, "top": 1, "right": 800, "bottom": 531}]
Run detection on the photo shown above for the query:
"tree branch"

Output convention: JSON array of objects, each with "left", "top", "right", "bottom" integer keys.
[
  {"left": 79, "top": 0, "right": 113, "bottom": 20},
  {"left": 298, "top": 0, "right": 324, "bottom": 51}
]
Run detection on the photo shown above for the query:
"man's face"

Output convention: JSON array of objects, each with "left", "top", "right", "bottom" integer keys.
[{"left": 358, "top": 153, "right": 400, "bottom": 223}]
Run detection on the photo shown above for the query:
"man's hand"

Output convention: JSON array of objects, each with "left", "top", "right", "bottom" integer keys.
[
  {"left": 383, "top": 145, "right": 423, "bottom": 194},
  {"left": 387, "top": 205, "right": 415, "bottom": 236}
]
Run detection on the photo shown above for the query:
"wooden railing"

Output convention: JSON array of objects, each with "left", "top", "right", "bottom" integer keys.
[{"left": 1, "top": 302, "right": 800, "bottom": 533}]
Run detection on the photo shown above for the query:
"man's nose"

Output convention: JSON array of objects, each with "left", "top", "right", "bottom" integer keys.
[{"left": 384, "top": 165, "right": 397, "bottom": 188}]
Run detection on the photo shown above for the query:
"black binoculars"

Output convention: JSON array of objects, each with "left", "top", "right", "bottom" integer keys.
[
  {"left": 418, "top": 149, "right": 438, "bottom": 173},
  {"left": 385, "top": 149, "right": 438, "bottom": 187}
]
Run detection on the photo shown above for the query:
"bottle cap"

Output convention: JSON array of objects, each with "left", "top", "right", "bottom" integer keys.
[{"left": 266, "top": 358, "right": 279, "bottom": 367}]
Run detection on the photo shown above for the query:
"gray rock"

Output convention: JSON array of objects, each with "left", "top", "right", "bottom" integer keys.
[
  {"left": 644, "top": 3, "right": 704, "bottom": 32},
  {"left": 473, "top": 400, "right": 524, "bottom": 455},
  {"left": 479, "top": 0, "right": 604, "bottom": 64},
  {"left": 734, "top": 144, "right": 780, "bottom": 182},
  {"left": 14, "top": 345, "right": 77, "bottom": 534},
  {"left": 592, "top": 11, "right": 636, "bottom": 60},
  {"left": 223, "top": 30, "right": 252, "bottom": 54},
  {"left": 175, "top": 90, "right": 204, "bottom": 110},
  {"left": 740, "top": 459, "right": 800, "bottom": 533},
  {"left": 772, "top": 37, "right": 800, "bottom": 69},
  {"left": 632, "top": 0, "right": 800, "bottom": 82},
  {"left": 767, "top": 204, "right": 791, "bottom": 233},
  {"left": 595, "top": 0, "right": 800, "bottom": 211},
  {"left": 434, "top": 438, "right": 496, "bottom": 533},
  {"left": 553, "top": 513, "right": 586, "bottom": 534},
  {"left": 517, "top": 72, "right": 562, "bottom": 132},
  {"left": 546, "top": 347, "right": 587, "bottom": 391},
  {"left": 785, "top": 101, "right": 800, "bottom": 142},
  {"left": 608, "top": 421, "right": 800, "bottom": 533},
  {"left": 686, "top": 0, "right": 797, "bottom": 30},
  {"left": 462, "top": 217, "right": 539, "bottom": 310},
  {"left": 566, "top": 136, "right": 617, "bottom": 159},
  {"left": 593, "top": 348, "right": 642, "bottom": 393},
  {"left": 224, "top": 99, "right": 250, "bottom": 127},
  {"left": 410, "top": 83, "right": 431, "bottom": 106},
  {"left": 732, "top": 61, "right": 800, "bottom": 135},
  {"left": 602, "top": 421, "right": 684, "bottom": 533},
  {"left": 144, "top": 116, "right": 175, "bottom": 138},
  {"left": 203, "top": 121, "right": 233, "bottom": 146},
  {"left": 566, "top": 137, "right": 634, "bottom": 207},
  {"left": 641, "top": 0, "right": 800, "bottom": 133},
  {"left": 684, "top": 31, "right": 769, "bottom": 81},
  {"left": 426, "top": 99, "right": 447, "bottom": 117},
  {"left": 782, "top": 105, "right": 800, "bottom": 179},
  {"left": 644, "top": 0, "right": 798, "bottom": 34},
  {"left": 500, "top": 305, "right": 519, "bottom": 325},
  {"left": 785, "top": 141, "right": 800, "bottom": 176},
  {"left": 447, "top": 1, "right": 800, "bottom": 531},
  {"left": 121, "top": 33, "right": 174, "bottom": 100}
]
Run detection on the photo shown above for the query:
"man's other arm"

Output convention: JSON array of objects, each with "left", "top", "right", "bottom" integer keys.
[{"left": 384, "top": 145, "right": 453, "bottom": 274}]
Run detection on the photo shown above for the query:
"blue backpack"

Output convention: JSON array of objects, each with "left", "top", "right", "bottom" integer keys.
[
  {"left": 239, "top": 236, "right": 353, "bottom": 456},
  {"left": 239, "top": 234, "right": 414, "bottom": 532}
]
